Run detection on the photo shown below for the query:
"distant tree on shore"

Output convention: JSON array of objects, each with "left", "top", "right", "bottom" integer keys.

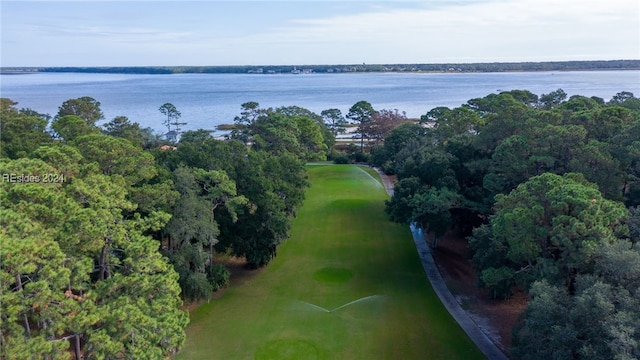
[
  {"left": 159, "top": 102, "right": 182, "bottom": 133},
  {"left": 346, "top": 100, "right": 376, "bottom": 152},
  {"left": 321, "top": 108, "right": 348, "bottom": 136},
  {"left": 365, "top": 108, "right": 408, "bottom": 144}
]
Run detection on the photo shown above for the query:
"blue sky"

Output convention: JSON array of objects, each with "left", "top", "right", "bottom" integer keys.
[{"left": 1, "top": 0, "right": 638, "bottom": 66}]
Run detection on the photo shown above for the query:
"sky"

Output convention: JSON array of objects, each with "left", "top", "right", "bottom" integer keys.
[{"left": 1, "top": 0, "right": 639, "bottom": 67}]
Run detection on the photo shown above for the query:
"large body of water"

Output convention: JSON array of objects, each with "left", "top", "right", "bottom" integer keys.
[{"left": 1, "top": 70, "right": 639, "bottom": 134}]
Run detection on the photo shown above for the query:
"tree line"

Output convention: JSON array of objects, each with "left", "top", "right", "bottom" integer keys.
[
  {"left": 0, "top": 97, "right": 335, "bottom": 358},
  {"left": 7, "top": 59, "right": 639, "bottom": 75},
  {"left": 378, "top": 90, "right": 640, "bottom": 359}
]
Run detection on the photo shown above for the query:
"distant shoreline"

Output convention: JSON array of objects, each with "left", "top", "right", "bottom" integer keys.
[{"left": 2, "top": 60, "right": 639, "bottom": 75}]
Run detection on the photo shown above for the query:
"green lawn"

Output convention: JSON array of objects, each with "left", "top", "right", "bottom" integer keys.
[{"left": 176, "top": 165, "right": 485, "bottom": 360}]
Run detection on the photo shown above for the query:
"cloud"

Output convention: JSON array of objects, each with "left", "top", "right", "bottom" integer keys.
[
  {"left": 232, "top": 0, "right": 639, "bottom": 63},
  {"left": 2, "top": 0, "right": 637, "bottom": 66},
  {"left": 18, "top": 21, "right": 195, "bottom": 43}
]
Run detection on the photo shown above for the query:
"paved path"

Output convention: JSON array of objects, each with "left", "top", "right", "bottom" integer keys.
[{"left": 372, "top": 167, "right": 509, "bottom": 360}]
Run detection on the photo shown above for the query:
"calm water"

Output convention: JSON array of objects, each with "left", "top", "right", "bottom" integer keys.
[{"left": 1, "top": 71, "right": 639, "bottom": 134}]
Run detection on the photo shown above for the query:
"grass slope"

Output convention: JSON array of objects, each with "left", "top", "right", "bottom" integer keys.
[{"left": 176, "top": 165, "right": 484, "bottom": 359}]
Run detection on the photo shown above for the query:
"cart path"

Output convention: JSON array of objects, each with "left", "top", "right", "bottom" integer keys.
[{"left": 372, "top": 167, "right": 509, "bottom": 360}]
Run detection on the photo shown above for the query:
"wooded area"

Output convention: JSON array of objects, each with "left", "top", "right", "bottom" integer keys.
[
  {"left": 0, "top": 97, "right": 330, "bottom": 358},
  {"left": 378, "top": 90, "right": 640, "bottom": 359}
]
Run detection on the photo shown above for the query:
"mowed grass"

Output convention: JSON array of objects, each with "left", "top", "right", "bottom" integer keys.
[{"left": 175, "top": 165, "right": 485, "bottom": 360}]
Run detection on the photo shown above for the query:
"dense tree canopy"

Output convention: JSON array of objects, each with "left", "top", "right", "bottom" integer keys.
[
  {"left": 372, "top": 89, "right": 640, "bottom": 359},
  {"left": 0, "top": 99, "right": 51, "bottom": 158},
  {"left": 103, "top": 115, "right": 157, "bottom": 148},
  {"left": 0, "top": 157, "right": 187, "bottom": 359},
  {"left": 377, "top": 90, "right": 640, "bottom": 358},
  {"left": 55, "top": 96, "right": 104, "bottom": 126},
  {"left": 2, "top": 88, "right": 638, "bottom": 358},
  {"left": 0, "top": 96, "right": 319, "bottom": 358},
  {"left": 384, "top": 91, "right": 640, "bottom": 239},
  {"left": 159, "top": 103, "right": 316, "bottom": 269},
  {"left": 470, "top": 173, "right": 628, "bottom": 297},
  {"left": 512, "top": 275, "right": 640, "bottom": 360}
]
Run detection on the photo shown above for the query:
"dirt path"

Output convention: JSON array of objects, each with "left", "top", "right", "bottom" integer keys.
[
  {"left": 373, "top": 167, "right": 510, "bottom": 360},
  {"left": 430, "top": 234, "right": 528, "bottom": 353}
]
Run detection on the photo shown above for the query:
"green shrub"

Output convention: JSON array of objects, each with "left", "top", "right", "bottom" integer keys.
[
  {"left": 183, "top": 272, "right": 213, "bottom": 301},
  {"left": 381, "top": 160, "right": 395, "bottom": 175},
  {"left": 327, "top": 149, "right": 343, "bottom": 161},
  {"left": 350, "top": 151, "right": 370, "bottom": 163},
  {"left": 207, "top": 264, "right": 231, "bottom": 291},
  {"left": 480, "top": 266, "right": 514, "bottom": 300},
  {"left": 333, "top": 156, "right": 349, "bottom": 164}
]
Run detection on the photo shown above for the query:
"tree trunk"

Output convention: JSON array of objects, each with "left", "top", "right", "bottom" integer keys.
[
  {"left": 209, "top": 240, "right": 214, "bottom": 270},
  {"left": 99, "top": 236, "right": 111, "bottom": 281},
  {"left": 74, "top": 334, "right": 82, "bottom": 360},
  {"left": 15, "top": 274, "right": 32, "bottom": 337},
  {"left": 622, "top": 175, "right": 629, "bottom": 201}
]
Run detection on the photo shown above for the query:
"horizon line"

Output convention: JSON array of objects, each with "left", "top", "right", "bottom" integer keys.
[{"left": 3, "top": 59, "right": 640, "bottom": 69}]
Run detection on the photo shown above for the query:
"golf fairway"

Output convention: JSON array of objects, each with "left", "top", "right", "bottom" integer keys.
[{"left": 175, "top": 164, "right": 485, "bottom": 360}]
